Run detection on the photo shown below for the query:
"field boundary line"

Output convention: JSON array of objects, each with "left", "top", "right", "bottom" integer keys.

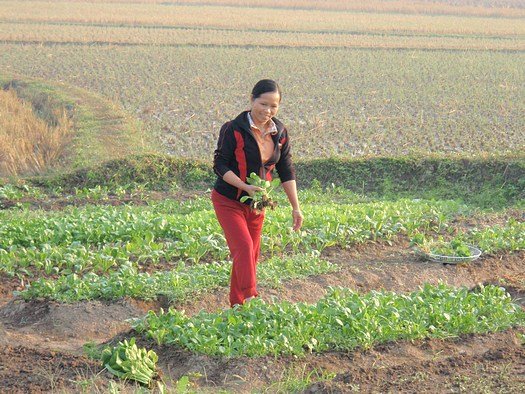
[
  {"left": 2, "top": 40, "right": 524, "bottom": 53},
  {"left": 1, "top": 19, "right": 523, "bottom": 40}
]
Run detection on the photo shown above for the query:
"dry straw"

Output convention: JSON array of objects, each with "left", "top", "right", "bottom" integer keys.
[{"left": 0, "top": 89, "right": 72, "bottom": 177}]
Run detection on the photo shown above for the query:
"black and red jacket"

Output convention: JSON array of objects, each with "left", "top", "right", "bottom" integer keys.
[{"left": 213, "top": 110, "right": 296, "bottom": 202}]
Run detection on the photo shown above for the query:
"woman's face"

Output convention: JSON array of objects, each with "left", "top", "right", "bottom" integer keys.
[{"left": 250, "top": 91, "right": 280, "bottom": 126}]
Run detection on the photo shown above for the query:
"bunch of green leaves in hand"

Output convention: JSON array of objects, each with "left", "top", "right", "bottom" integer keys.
[
  {"left": 101, "top": 337, "right": 158, "bottom": 386},
  {"left": 240, "top": 172, "right": 280, "bottom": 212}
]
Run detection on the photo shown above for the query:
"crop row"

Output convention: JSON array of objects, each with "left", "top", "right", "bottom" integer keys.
[
  {"left": 2, "top": 3, "right": 523, "bottom": 36},
  {"left": 0, "top": 183, "right": 209, "bottom": 207},
  {"left": 18, "top": 253, "right": 336, "bottom": 302},
  {"left": 0, "top": 201, "right": 219, "bottom": 247},
  {"left": 2, "top": 210, "right": 521, "bottom": 282},
  {"left": 468, "top": 219, "right": 525, "bottom": 253},
  {"left": 0, "top": 196, "right": 468, "bottom": 250},
  {"left": 0, "top": 199, "right": 465, "bottom": 278},
  {"left": 133, "top": 283, "right": 525, "bottom": 356},
  {"left": 0, "top": 182, "right": 366, "bottom": 205},
  {"left": 0, "top": 240, "right": 197, "bottom": 278},
  {"left": 0, "top": 183, "right": 47, "bottom": 200},
  {"left": 413, "top": 218, "right": 525, "bottom": 255},
  {"left": 2, "top": 23, "right": 523, "bottom": 51},
  {"left": 2, "top": 44, "right": 522, "bottom": 159},
  {"left": 28, "top": 0, "right": 524, "bottom": 18}
]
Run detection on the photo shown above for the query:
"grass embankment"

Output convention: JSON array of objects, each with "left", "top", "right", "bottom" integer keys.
[
  {"left": 0, "top": 76, "right": 159, "bottom": 178},
  {"left": 24, "top": 153, "right": 525, "bottom": 209}
]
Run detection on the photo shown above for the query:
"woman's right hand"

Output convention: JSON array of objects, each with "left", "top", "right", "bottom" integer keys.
[{"left": 244, "top": 184, "right": 263, "bottom": 197}]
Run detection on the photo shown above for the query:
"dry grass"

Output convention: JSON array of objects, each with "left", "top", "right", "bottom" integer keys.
[
  {"left": 0, "top": 89, "right": 72, "bottom": 176},
  {"left": 41, "top": 0, "right": 525, "bottom": 18},
  {"left": 1, "top": 2, "right": 523, "bottom": 36},
  {"left": 2, "top": 22, "right": 523, "bottom": 51}
]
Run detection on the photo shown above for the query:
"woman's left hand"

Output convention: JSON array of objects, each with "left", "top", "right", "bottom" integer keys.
[{"left": 292, "top": 209, "right": 303, "bottom": 231}]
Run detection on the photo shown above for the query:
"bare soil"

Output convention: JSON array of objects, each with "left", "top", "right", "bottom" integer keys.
[
  {"left": 0, "top": 345, "right": 104, "bottom": 393},
  {"left": 150, "top": 328, "right": 525, "bottom": 393},
  {"left": 0, "top": 237, "right": 524, "bottom": 392}
]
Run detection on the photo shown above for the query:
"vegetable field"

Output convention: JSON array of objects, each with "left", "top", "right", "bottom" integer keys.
[
  {"left": 0, "top": 182, "right": 524, "bottom": 392},
  {"left": 1, "top": 0, "right": 524, "bottom": 392}
]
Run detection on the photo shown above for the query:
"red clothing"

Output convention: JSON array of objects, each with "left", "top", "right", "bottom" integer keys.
[
  {"left": 212, "top": 189, "right": 264, "bottom": 307},
  {"left": 212, "top": 110, "right": 296, "bottom": 307}
]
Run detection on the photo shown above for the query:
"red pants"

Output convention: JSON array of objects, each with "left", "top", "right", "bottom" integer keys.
[{"left": 211, "top": 189, "right": 265, "bottom": 307}]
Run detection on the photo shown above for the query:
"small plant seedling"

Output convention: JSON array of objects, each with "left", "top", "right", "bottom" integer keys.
[
  {"left": 240, "top": 172, "right": 280, "bottom": 212},
  {"left": 83, "top": 341, "right": 103, "bottom": 360}
]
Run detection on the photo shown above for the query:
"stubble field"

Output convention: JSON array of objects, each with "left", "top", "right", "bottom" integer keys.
[
  {"left": 1, "top": 0, "right": 524, "bottom": 158},
  {"left": 0, "top": 0, "right": 524, "bottom": 393}
]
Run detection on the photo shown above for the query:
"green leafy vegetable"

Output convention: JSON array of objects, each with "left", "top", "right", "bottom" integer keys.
[
  {"left": 424, "top": 238, "right": 473, "bottom": 257},
  {"left": 240, "top": 172, "right": 280, "bottom": 211},
  {"left": 101, "top": 337, "right": 158, "bottom": 386},
  {"left": 133, "top": 284, "right": 525, "bottom": 357}
]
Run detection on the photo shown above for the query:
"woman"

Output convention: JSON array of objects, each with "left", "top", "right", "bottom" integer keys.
[{"left": 212, "top": 79, "right": 303, "bottom": 307}]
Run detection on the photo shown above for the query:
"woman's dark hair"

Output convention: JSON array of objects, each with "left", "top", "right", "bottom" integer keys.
[{"left": 251, "top": 79, "right": 281, "bottom": 102}]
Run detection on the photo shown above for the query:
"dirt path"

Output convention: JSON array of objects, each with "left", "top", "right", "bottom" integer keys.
[
  {"left": 1, "top": 75, "right": 156, "bottom": 172},
  {"left": 0, "top": 345, "right": 106, "bottom": 393},
  {"left": 58, "top": 81, "right": 154, "bottom": 165}
]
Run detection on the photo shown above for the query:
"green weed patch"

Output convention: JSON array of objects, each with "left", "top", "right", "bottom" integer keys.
[{"left": 22, "top": 154, "right": 525, "bottom": 209}]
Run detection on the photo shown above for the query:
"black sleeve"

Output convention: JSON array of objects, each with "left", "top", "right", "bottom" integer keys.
[
  {"left": 213, "top": 121, "right": 236, "bottom": 178},
  {"left": 275, "top": 127, "right": 296, "bottom": 182}
]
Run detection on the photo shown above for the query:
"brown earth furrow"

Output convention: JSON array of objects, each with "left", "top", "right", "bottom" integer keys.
[{"left": 147, "top": 328, "right": 525, "bottom": 393}]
